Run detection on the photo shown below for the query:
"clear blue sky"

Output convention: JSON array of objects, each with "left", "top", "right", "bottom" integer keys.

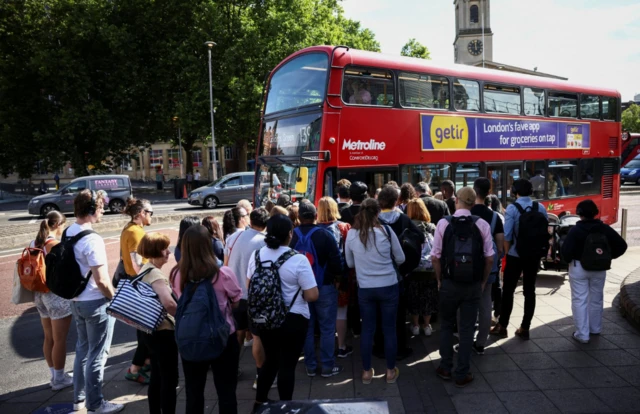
[{"left": 341, "top": 0, "right": 640, "bottom": 101}]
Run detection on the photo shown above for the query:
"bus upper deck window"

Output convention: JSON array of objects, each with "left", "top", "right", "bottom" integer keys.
[
  {"left": 453, "top": 79, "right": 480, "bottom": 112},
  {"left": 342, "top": 67, "right": 394, "bottom": 107},
  {"left": 484, "top": 84, "right": 521, "bottom": 115},
  {"left": 602, "top": 96, "right": 618, "bottom": 120},
  {"left": 524, "top": 88, "right": 545, "bottom": 116},
  {"left": 580, "top": 95, "right": 600, "bottom": 119},
  {"left": 399, "top": 72, "right": 450, "bottom": 109},
  {"left": 549, "top": 92, "right": 578, "bottom": 118}
]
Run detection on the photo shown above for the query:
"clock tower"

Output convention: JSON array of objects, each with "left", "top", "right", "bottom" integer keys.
[{"left": 454, "top": 0, "right": 493, "bottom": 65}]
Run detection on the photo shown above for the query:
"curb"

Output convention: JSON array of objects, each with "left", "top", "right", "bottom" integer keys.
[
  {"left": 0, "top": 209, "right": 226, "bottom": 250},
  {"left": 620, "top": 267, "right": 640, "bottom": 333}
]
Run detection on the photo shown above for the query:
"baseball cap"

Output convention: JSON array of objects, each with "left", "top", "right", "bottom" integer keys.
[
  {"left": 456, "top": 186, "right": 476, "bottom": 206},
  {"left": 298, "top": 201, "right": 317, "bottom": 219}
]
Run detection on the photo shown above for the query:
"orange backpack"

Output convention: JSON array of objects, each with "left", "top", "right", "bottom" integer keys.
[{"left": 17, "top": 239, "right": 56, "bottom": 293}]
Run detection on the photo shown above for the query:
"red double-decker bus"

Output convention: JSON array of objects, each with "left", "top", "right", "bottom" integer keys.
[{"left": 254, "top": 46, "right": 622, "bottom": 224}]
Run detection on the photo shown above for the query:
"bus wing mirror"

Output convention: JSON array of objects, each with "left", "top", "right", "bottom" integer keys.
[{"left": 295, "top": 167, "right": 309, "bottom": 194}]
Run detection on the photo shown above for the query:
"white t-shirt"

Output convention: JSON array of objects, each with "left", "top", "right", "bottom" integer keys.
[
  {"left": 246, "top": 246, "right": 317, "bottom": 319},
  {"left": 66, "top": 222, "right": 109, "bottom": 302},
  {"left": 194, "top": 172, "right": 201, "bottom": 180}
]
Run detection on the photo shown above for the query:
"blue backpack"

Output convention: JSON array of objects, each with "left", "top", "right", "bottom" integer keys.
[
  {"left": 174, "top": 278, "right": 230, "bottom": 362},
  {"left": 293, "top": 227, "right": 327, "bottom": 286}
]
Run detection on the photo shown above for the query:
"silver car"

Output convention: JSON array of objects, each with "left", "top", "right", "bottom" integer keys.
[
  {"left": 28, "top": 175, "right": 132, "bottom": 216},
  {"left": 188, "top": 172, "right": 279, "bottom": 209}
]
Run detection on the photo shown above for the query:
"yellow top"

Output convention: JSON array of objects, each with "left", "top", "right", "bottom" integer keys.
[
  {"left": 120, "top": 223, "right": 148, "bottom": 277},
  {"left": 140, "top": 263, "right": 175, "bottom": 331}
]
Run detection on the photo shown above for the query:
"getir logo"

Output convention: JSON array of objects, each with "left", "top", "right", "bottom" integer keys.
[
  {"left": 342, "top": 139, "right": 386, "bottom": 151},
  {"left": 430, "top": 116, "right": 469, "bottom": 150}
]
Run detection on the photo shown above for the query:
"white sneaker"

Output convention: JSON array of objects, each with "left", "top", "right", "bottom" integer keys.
[
  {"left": 410, "top": 325, "right": 420, "bottom": 336},
  {"left": 424, "top": 325, "right": 433, "bottom": 337},
  {"left": 73, "top": 400, "right": 85, "bottom": 411},
  {"left": 253, "top": 375, "right": 258, "bottom": 390},
  {"left": 88, "top": 400, "right": 124, "bottom": 413},
  {"left": 51, "top": 373, "right": 74, "bottom": 391}
]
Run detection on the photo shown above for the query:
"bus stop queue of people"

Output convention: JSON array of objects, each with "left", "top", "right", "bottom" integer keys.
[{"left": 16, "top": 179, "right": 626, "bottom": 414}]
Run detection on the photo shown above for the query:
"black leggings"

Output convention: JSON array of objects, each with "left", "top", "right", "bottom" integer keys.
[
  {"left": 182, "top": 334, "right": 240, "bottom": 414},
  {"left": 141, "top": 330, "right": 179, "bottom": 414},
  {"left": 256, "top": 313, "right": 309, "bottom": 403},
  {"left": 133, "top": 329, "right": 149, "bottom": 367}
]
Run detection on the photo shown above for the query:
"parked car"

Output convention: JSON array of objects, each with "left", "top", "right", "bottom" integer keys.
[
  {"left": 188, "top": 172, "right": 280, "bottom": 209},
  {"left": 28, "top": 175, "right": 132, "bottom": 216},
  {"left": 621, "top": 156, "right": 640, "bottom": 185}
]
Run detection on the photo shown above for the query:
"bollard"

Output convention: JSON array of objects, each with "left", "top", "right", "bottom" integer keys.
[{"left": 621, "top": 208, "right": 628, "bottom": 241}]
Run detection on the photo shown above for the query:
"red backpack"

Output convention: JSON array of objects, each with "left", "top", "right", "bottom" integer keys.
[{"left": 17, "top": 239, "right": 56, "bottom": 292}]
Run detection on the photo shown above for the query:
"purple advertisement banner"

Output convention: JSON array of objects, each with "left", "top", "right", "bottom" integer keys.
[{"left": 421, "top": 114, "right": 590, "bottom": 151}]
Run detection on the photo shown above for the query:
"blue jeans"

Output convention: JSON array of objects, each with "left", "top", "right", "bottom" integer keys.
[
  {"left": 439, "top": 279, "right": 481, "bottom": 381},
  {"left": 359, "top": 284, "right": 399, "bottom": 371},
  {"left": 71, "top": 298, "right": 116, "bottom": 410},
  {"left": 304, "top": 285, "right": 338, "bottom": 371}
]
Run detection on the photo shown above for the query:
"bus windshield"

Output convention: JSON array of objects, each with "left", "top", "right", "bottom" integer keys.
[{"left": 265, "top": 53, "right": 329, "bottom": 114}]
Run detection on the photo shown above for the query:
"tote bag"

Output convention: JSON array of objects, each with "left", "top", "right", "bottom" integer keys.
[
  {"left": 12, "top": 262, "right": 35, "bottom": 305},
  {"left": 107, "top": 268, "right": 167, "bottom": 334}
]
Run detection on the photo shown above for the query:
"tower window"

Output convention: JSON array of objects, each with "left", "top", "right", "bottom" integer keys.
[{"left": 470, "top": 5, "right": 479, "bottom": 23}]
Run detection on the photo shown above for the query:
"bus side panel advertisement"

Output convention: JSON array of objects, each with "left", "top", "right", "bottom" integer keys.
[{"left": 421, "top": 114, "right": 590, "bottom": 151}]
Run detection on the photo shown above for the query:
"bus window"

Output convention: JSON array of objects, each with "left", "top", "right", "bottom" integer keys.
[
  {"left": 399, "top": 72, "right": 450, "bottom": 109},
  {"left": 580, "top": 95, "right": 600, "bottom": 119},
  {"left": 602, "top": 96, "right": 619, "bottom": 121},
  {"left": 484, "top": 84, "right": 521, "bottom": 115},
  {"left": 455, "top": 163, "right": 480, "bottom": 191},
  {"left": 265, "top": 53, "right": 328, "bottom": 114},
  {"left": 453, "top": 79, "right": 480, "bottom": 111},
  {"left": 577, "top": 159, "right": 600, "bottom": 196},
  {"left": 343, "top": 67, "right": 394, "bottom": 107},
  {"left": 549, "top": 92, "right": 578, "bottom": 118},
  {"left": 548, "top": 160, "right": 576, "bottom": 198},
  {"left": 505, "top": 164, "right": 521, "bottom": 205},
  {"left": 523, "top": 88, "right": 544, "bottom": 116},
  {"left": 401, "top": 164, "right": 451, "bottom": 194},
  {"left": 523, "top": 160, "right": 546, "bottom": 200},
  {"left": 486, "top": 166, "right": 503, "bottom": 200}
]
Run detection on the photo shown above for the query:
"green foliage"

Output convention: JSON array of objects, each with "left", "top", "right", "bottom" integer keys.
[
  {"left": 400, "top": 38, "right": 431, "bottom": 60},
  {"left": 0, "top": 0, "right": 380, "bottom": 177},
  {"left": 622, "top": 104, "right": 640, "bottom": 133}
]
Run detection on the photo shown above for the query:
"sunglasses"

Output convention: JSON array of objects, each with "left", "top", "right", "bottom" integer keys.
[{"left": 144, "top": 210, "right": 154, "bottom": 217}]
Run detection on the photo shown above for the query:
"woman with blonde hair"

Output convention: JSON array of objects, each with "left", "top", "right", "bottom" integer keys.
[
  {"left": 405, "top": 198, "right": 438, "bottom": 337},
  {"left": 31, "top": 211, "right": 73, "bottom": 390},
  {"left": 317, "top": 197, "right": 353, "bottom": 358}
]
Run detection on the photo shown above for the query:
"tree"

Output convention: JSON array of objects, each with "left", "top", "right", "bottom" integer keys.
[
  {"left": 401, "top": 38, "right": 431, "bottom": 60},
  {"left": 622, "top": 104, "right": 640, "bottom": 133}
]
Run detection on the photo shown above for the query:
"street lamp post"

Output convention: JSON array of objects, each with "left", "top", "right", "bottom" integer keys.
[
  {"left": 172, "top": 117, "right": 184, "bottom": 178},
  {"left": 205, "top": 41, "right": 218, "bottom": 181}
]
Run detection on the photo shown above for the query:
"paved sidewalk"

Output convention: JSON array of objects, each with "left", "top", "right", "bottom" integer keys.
[{"left": 1, "top": 249, "right": 640, "bottom": 413}]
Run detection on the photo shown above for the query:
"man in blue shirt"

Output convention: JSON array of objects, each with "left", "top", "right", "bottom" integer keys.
[{"left": 490, "top": 179, "right": 548, "bottom": 340}]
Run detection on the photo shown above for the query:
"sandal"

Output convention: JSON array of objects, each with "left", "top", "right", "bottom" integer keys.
[
  {"left": 141, "top": 363, "right": 152, "bottom": 373},
  {"left": 386, "top": 367, "right": 400, "bottom": 384},
  {"left": 125, "top": 369, "right": 150, "bottom": 384},
  {"left": 362, "top": 368, "right": 374, "bottom": 385}
]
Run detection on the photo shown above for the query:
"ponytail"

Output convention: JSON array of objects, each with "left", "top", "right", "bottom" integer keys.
[{"left": 35, "top": 211, "right": 66, "bottom": 248}]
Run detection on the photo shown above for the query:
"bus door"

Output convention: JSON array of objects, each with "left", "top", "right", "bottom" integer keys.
[
  {"left": 485, "top": 162, "right": 523, "bottom": 207},
  {"left": 338, "top": 168, "right": 397, "bottom": 198}
]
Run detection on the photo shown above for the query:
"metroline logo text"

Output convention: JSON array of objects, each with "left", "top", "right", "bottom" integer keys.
[{"left": 342, "top": 139, "right": 386, "bottom": 151}]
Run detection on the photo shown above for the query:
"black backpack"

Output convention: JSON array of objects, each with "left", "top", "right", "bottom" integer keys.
[
  {"left": 580, "top": 227, "right": 612, "bottom": 271},
  {"left": 379, "top": 218, "right": 422, "bottom": 276},
  {"left": 441, "top": 215, "right": 485, "bottom": 283},
  {"left": 45, "top": 229, "right": 96, "bottom": 299},
  {"left": 514, "top": 202, "right": 551, "bottom": 260}
]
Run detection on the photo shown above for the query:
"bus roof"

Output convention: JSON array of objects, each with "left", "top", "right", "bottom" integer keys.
[{"left": 276, "top": 46, "right": 620, "bottom": 98}]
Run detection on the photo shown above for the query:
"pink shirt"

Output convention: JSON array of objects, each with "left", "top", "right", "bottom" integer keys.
[
  {"left": 171, "top": 266, "right": 243, "bottom": 334},
  {"left": 431, "top": 209, "right": 494, "bottom": 259}
]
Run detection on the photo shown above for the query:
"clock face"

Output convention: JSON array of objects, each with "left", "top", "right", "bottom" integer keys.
[{"left": 468, "top": 40, "right": 483, "bottom": 56}]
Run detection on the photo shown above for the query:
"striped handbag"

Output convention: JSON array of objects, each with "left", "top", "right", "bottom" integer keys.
[{"left": 107, "top": 268, "right": 167, "bottom": 334}]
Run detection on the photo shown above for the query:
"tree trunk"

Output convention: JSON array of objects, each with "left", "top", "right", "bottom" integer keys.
[
  {"left": 182, "top": 133, "right": 197, "bottom": 175},
  {"left": 238, "top": 140, "right": 248, "bottom": 172}
]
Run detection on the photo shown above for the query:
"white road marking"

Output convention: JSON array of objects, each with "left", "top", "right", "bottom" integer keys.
[
  {"left": 10, "top": 213, "right": 29, "bottom": 217},
  {"left": 28, "top": 219, "right": 37, "bottom": 224}
]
